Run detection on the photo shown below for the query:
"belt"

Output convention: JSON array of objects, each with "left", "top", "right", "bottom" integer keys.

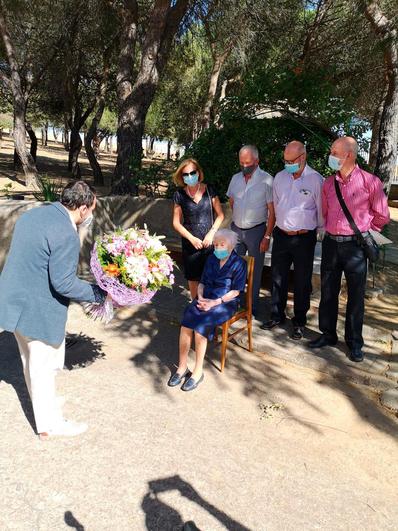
[
  {"left": 326, "top": 231, "right": 370, "bottom": 242},
  {"left": 279, "top": 228, "right": 310, "bottom": 236},
  {"left": 234, "top": 222, "right": 266, "bottom": 231}
]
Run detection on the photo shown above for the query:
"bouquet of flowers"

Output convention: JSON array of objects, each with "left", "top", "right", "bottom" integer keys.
[{"left": 86, "top": 226, "right": 175, "bottom": 322}]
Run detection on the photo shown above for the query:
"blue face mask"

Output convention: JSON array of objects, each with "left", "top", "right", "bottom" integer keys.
[
  {"left": 214, "top": 249, "right": 230, "bottom": 260},
  {"left": 285, "top": 162, "right": 300, "bottom": 174},
  {"left": 328, "top": 154, "right": 344, "bottom": 171},
  {"left": 183, "top": 173, "right": 199, "bottom": 186},
  {"left": 79, "top": 214, "right": 93, "bottom": 228}
]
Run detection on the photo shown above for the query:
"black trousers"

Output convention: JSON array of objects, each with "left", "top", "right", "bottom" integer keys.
[
  {"left": 319, "top": 236, "right": 367, "bottom": 349},
  {"left": 270, "top": 227, "right": 317, "bottom": 326}
]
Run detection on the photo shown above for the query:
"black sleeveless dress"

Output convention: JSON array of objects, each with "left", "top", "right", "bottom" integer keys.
[{"left": 173, "top": 184, "right": 217, "bottom": 281}]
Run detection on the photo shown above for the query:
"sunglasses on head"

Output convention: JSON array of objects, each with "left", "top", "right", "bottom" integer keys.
[{"left": 182, "top": 170, "right": 197, "bottom": 177}]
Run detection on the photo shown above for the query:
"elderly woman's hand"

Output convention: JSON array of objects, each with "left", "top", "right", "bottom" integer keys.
[{"left": 197, "top": 296, "right": 218, "bottom": 312}]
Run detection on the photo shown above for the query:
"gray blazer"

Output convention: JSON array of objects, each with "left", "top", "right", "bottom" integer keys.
[{"left": 0, "top": 202, "right": 100, "bottom": 345}]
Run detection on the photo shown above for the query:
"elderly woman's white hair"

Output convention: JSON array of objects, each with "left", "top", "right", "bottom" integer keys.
[{"left": 213, "top": 228, "right": 238, "bottom": 249}]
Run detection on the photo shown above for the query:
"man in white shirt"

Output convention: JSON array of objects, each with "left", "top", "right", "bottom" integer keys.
[
  {"left": 261, "top": 141, "right": 323, "bottom": 340},
  {"left": 227, "top": 145, "right": 275, "bottom": 316}
]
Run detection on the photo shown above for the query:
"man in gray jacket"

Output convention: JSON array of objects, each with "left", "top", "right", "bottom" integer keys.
[{"left": 0, "top": 181, "right": 106, "bottom": 439}]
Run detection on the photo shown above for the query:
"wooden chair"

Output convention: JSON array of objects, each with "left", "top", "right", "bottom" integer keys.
[{"left": 215, "top": 255, "right": 254, "bottom": 371}]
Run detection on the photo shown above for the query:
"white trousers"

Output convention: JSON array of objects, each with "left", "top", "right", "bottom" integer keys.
[{"left": 14, "top": 331, "right": 65, "bottom": 433}]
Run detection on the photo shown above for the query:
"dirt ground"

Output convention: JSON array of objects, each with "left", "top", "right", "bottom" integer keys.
[
  {"left": 0, "top": 302, "right": 397, "bottom": 531},
  {"left": 0, "top": 135, "right": 173, "bottom": 197}
]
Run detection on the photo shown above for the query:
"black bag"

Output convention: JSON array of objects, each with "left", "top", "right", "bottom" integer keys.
[{"left": 334, "top": 178, "right": 379, "bottom": 263}]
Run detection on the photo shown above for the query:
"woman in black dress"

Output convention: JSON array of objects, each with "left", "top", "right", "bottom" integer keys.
[{"left": 172, "top": 158, "right": 224, "bottom": 300}]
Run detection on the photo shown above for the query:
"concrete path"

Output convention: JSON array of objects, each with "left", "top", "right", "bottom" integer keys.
[{"left": 1, "top": 294, "right": 397, "bottom": 530}]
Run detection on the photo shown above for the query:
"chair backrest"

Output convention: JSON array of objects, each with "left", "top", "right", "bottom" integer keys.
[{"left": 243, "top": 255, "right": 255, "bottom": 314}]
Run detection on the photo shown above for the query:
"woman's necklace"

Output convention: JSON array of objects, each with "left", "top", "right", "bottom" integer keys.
[{"left": 186, "top": 183, "right": 200, "bottom": 199}]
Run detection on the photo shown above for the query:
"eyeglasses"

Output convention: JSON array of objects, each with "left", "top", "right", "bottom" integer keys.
[
  {"left": 283, "top": 153, "right": 305, "bottom": 164},
  {"left": 182, "top": 170, "right": 198, "bottom": 177}
]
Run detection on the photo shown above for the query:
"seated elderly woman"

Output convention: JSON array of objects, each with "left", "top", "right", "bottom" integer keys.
[{"left": 168, "top": 229, "right": 247, "bottom": 391}]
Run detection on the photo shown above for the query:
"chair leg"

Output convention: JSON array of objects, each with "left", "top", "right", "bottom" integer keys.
[
  {"left": 220, "top": 322, "right": 229, "bottom": 372},
  {"left": 214, "top": 328, "right": 219, "bottom": 342},
  {"left": 247, "top": 316, "right": 253, "bottom": 352}
]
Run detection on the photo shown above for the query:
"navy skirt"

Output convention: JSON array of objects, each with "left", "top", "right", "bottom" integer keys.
[{"left": 181, "top": 298, "right": 238, "bottom": 340}]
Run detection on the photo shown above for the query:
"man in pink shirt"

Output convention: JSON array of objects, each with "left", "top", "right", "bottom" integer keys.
[{"left": 309, "top": 136, "right": 390, "bottom": 361}]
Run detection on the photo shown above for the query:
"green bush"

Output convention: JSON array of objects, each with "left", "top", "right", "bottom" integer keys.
[
  {"left": 184, "top": 117, "right": 338, "bottom": 200},
  {"left": 33, "top": 175, "right": 63, "bottom": 202},
  {"left": 0, "top": 182, "right": 14, "bottom": 197},
  {"left": 134, "top": 163, "right": 171, "bottom": 198}
]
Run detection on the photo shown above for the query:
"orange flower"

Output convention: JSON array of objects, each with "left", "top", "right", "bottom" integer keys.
[{"left": 103, "top": 264, "right": 120, "bottom": 277}]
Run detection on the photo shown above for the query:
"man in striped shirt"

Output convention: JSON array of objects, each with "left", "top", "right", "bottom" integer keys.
[{"left": 309, "top": 136, "right": 390, "bottom": 362}]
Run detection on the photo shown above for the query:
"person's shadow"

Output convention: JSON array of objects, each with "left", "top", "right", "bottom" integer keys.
[
  {"left": 0, "top": 331, "right": 105, "bottom": 433},
  {"left": 142, "top": 475, "right": 251, "bottom": 531},
  {"left": 64, "top": 511, "right": 85, "bottom": 530}
]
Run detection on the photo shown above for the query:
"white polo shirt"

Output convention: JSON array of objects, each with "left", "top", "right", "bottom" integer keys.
[
  {"left": 273, "top": 164, "right": 324, "bottom": 231},
  {"left": 226, "top": 167, "right": 273, "bottom": 229}
]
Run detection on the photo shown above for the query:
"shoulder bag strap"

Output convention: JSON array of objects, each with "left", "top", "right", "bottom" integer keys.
[
  {"left": 333, "top": 177, "right": 365, "bottom": 244},
  {"left": 206, "top": 185, "right": 214, "bottom": 227}
]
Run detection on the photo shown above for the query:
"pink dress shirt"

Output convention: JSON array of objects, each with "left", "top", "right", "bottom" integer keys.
[{"left": 322, "top": 165, "right": 390, "bottom": 235}]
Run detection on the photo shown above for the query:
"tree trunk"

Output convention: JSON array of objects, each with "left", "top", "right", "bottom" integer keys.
[
  {"left": 26, "top": 123, "right": 37, "bottom": 161},
  {"left": 112, "top": 116, "right": 143, "bottom": 194},
  {"left": 369, "top": 84, "right": 387, "bottom": 169},
  {"left": 0, "top": 8, "right": 39, "bottom": 189},
  {"left": 201, "top": 50, "right": 231, "bottom": 130},
  {"left": 167, "top": 139, "right": 172, "bottom": 161},
  {"left": 63, "top": 118, "right": 70, "bottom": 151},
  {"left": 44, "top": 121, "right": 48, "bottom": 146},
  {"left": 360, "top": 1, "right": 398, "bottom": 192},
  {"left": 112, "top": 0, "right": 190, "bottom": 194},
  {"left": 375, "top": 55, "right": 398, "bottom": 192},
  {"left": 85, "top": 101, "right": 106, "bottom": 186},
  {"left": 53, "top": 126, "right": 58, "bottom": 142},
  {"left": 68, "top": 127, "right": 82, "bottom": 179}
]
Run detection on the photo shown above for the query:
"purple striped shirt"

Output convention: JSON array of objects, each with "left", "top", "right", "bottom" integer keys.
[{"left": 322, "top": 165, "right": 390, "bottom": 235}]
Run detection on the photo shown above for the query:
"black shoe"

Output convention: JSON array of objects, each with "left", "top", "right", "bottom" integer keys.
[
  {"left": 181, "top": 374, "right": 204, "bottom": 392},
  {"left": 349, "top": 349, "right": 364, "bottom": 362},
  {"left": 309, "top": 335, "right": 337, "bottom": 348},
  {"left": 168, "top": 369, "right": 189, "bottom": 387},
  {"left": 291, "top": 326, "right": 304, "bottom": 340},
  {"left": 261, "top": 318, "right": 285, "bottom": 330}
]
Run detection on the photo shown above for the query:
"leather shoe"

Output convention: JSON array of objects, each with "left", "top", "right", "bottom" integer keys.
[
  {"left": 261, "top": 318, "right": 285, "bottom": 330},
  {"left": 349, "top": 349, "right": 364, "bottom": 362},
  {"left": 181, "top": 374, "right": 204, "bottom": 392},
  {"left": 168, "top": 369, "right": 189, "bottom": 387},
  {"left": 309, "top": 335, "right": 337, "bottom": 348},
  {"left": 291, "top": 326, "right": 304, "bottom": 340}
]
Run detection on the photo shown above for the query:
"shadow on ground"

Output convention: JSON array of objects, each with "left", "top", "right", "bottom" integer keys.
[
  {"left": 106, "top": 264, "right": 398, "bottom": 439},
  {"left": 64, "top": 511, "right": 85, "bottom": 530},
  {"left": 64, "top": 333, "right": 106, "bottom": 370},
  {"left": 142, "top": 475, "right": 250, "bottom": 531},
  {"left": 0, "top": 331, "right": 106, "bottom": 432}
]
